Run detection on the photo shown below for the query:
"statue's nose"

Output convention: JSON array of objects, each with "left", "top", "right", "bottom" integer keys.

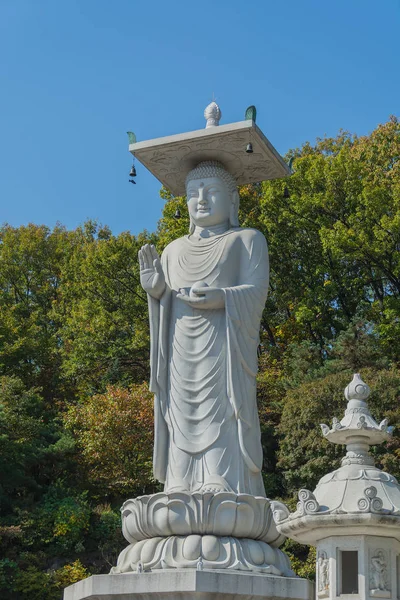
[{"left": 198, "top": 190, "right": 207, "bottom": 204}]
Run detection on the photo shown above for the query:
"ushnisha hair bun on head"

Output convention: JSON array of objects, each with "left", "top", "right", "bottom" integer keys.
[
  {"left": 185, "top": 161, "right": 239, "bottom": 233},
  {"left": 185, "top": 161, "right": 238, "bottom": 195}
]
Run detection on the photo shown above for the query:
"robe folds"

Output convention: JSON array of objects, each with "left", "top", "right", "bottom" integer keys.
[{"left": 148, "top": 228, "right": 269, "bottom": 496}]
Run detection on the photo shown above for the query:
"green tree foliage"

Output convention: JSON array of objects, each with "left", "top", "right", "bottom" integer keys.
[
  {"left": 228, "top": 118, "right": 400, "bottom": 362},
  {"left": 0, "top": 222, "right": 152, "bottom": 597},
  {"left": 267, "top": 118, "right": 400, "bottom": 358},
  {"left": 65, "top": 384, "right": 155, "bottom": 496},
  {"left": 0, "top": 376, "right": 76, "bottom": 513},
  {"left": 0, "top": 224, "right": 66, "bottom": 397},
  {"left": 58, "top": 223, "right": 154, "bottom": 391},
  {"left": 0, "top": 117, "right": 399, "bottom": 594}
]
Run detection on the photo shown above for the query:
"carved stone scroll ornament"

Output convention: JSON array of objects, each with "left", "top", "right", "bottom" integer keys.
[
  {"left": 357, "top": 486, "right": 384, "bottom": 513},
  {"left": 296, "top": 489, "right": 320, "bottom": 516}
]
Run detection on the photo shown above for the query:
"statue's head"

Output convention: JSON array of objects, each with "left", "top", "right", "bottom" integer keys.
[{"left": 185, "top": 161, "right": 239, "bottom": 234}]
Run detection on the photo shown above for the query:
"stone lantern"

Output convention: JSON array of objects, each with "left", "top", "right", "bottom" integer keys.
[{"left": 276, "top": 374, "right": 400, "bottom": 600}]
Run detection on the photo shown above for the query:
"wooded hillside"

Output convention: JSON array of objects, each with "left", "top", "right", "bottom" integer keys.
[{"left": 1, "top": 117, "right": 399, "bottom": 598}]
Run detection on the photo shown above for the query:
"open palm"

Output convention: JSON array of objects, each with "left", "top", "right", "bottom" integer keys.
[{"left": 138, "top": 244, "right": 165, "bottom": 299}]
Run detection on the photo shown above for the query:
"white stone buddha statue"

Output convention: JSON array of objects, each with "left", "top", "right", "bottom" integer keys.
[{"left": 139, "top": 160, "right": 269, "bottom": 497}]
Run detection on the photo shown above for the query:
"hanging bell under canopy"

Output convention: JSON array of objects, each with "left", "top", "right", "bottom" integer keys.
[
  {"left": 127, "top": 102, "right": 291, "bottom": 196},
  {"left": 174, "top": 208, "right": 181, "bottom": 219},
  {"left": 129, "top": 164, "right": 137, "bottom": 178}
]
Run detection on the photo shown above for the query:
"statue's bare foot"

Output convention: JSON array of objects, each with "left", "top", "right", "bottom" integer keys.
[
  {"left": 201, "top": 484, "right": 228, "bottom": 493},
  {"left": 200, "top": 476, "right": 232, "bottom": 494}
]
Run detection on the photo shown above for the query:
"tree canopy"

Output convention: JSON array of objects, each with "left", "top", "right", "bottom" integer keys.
[{"left": 0, "top": 117, "right": 399, "bottom": 597}]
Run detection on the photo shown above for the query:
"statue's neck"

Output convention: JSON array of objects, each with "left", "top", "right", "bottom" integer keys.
[{"left": 192, "top": 222, "right": 229, "bottom": 239}]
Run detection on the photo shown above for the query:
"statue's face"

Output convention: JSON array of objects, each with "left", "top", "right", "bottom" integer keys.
[{"left": 186, "top": 176, "right": 231, "bottom": 227}]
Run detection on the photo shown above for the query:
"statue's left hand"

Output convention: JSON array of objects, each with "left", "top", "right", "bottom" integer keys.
[{"left": 177, "top": 287, "right": 225, "bottom": 310}]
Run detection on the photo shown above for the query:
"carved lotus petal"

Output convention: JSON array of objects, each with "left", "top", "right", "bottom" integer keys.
[
  {"left": 130, "top": 539, "right": 147, "bottom": 564},
  {"left": 263, "top": 542, "right": 276, "bottom": 564},
  {"left": 212, "top": 500, "right": 241, "bottom": 536},
  {"left": 234, "top": 502, "right": 256, "bottom": 537},
  {"left": 207, "top": 492, "right": 236, "bottom": 525},
  {"left": 152, "top": 505, "right": 171, "bottom": 536},
  {"left": 182, "top": 535, "right": 202, "bottom": 561},
  {"left": 166, "top": 499, "right": 190, "bottom": 535},
  {"left": 247, "top": 539, "right": 265, "bottom": 565},
  {"left": 120, "top": 492, "right": 287, "bottom": 547},
  {"left": 202, "top": 535, "right": 220, "bottom": 561},
  {"left": 141, "top": 536, "right": 161, "bottom": 564},
  {"left": 113, "top": 535, "right": 294, "bottom": 576},
  {"left": 122, "top": 505, "right": 144, "bottom": 543}
]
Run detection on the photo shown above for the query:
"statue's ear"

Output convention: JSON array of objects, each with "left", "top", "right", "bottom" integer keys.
[
  {"left": 230, "top": 190, "right": 240, "bottom": 227},
  {"left": 189, "top": 216, "right": 195, "bottom": 234}
]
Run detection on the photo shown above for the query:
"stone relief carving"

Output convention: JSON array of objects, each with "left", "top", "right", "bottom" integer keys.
[
  {"left": 357, "top": 415, "right": 369, "bottom": 429},
  {"left": 138, "top": 133, "right": 285, "bottom": 195},
  {"left": 317, "top": 551, "right": 329, "bottom": 594},
  {"left": 341, "top": 452, "right": 375, "bottom": 467},
  {"left": 370, "top": 549, "right": 389, "bottom": 593},
  {"left": 344, "top": 406, "right": 369, "bottom": 415}
]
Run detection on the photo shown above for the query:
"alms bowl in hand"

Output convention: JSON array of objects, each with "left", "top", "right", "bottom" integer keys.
[{"left": 190, "top": 281, "right": 208, "bottom": 297}]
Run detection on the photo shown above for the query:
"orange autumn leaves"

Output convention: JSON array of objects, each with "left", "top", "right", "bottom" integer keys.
[{"left": 65, "top": 384, "right": 155, "bottom": 495}]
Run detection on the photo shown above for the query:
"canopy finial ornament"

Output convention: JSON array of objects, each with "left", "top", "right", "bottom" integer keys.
[
  {"left": 127, "top": 131, "right": 137, "bottom": 144},
  {"left": 345, "top": 372, "right": 370, "bottom": 402},
  {"left": 245, "top": 105, "right": 257, "bottom": 123},
  {"left": 204, "top": 101, "right": 221, "bottom": 128}
]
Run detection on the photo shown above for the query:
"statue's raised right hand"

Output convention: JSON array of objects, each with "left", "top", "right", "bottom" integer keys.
[{"left": 138, "top": 244, "right": 166, "bottom": 299}]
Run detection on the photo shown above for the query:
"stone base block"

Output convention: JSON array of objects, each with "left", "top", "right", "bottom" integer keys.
[{"left": 64, "top": 569, "right": 314, "bottom": 600}]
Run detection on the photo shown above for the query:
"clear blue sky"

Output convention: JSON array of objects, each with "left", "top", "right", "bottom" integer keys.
[{"left": 1, "top": 0, "right": 399, "bottom": 236}]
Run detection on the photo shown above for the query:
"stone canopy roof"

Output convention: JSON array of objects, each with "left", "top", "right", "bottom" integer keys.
[{"left": 128, "top": 102, "right": 291, "bottom": 196}]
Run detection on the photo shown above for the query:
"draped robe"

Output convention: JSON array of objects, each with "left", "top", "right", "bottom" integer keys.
[{"left": 148, "top": 228, "right": 269, "bottom": 496}]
